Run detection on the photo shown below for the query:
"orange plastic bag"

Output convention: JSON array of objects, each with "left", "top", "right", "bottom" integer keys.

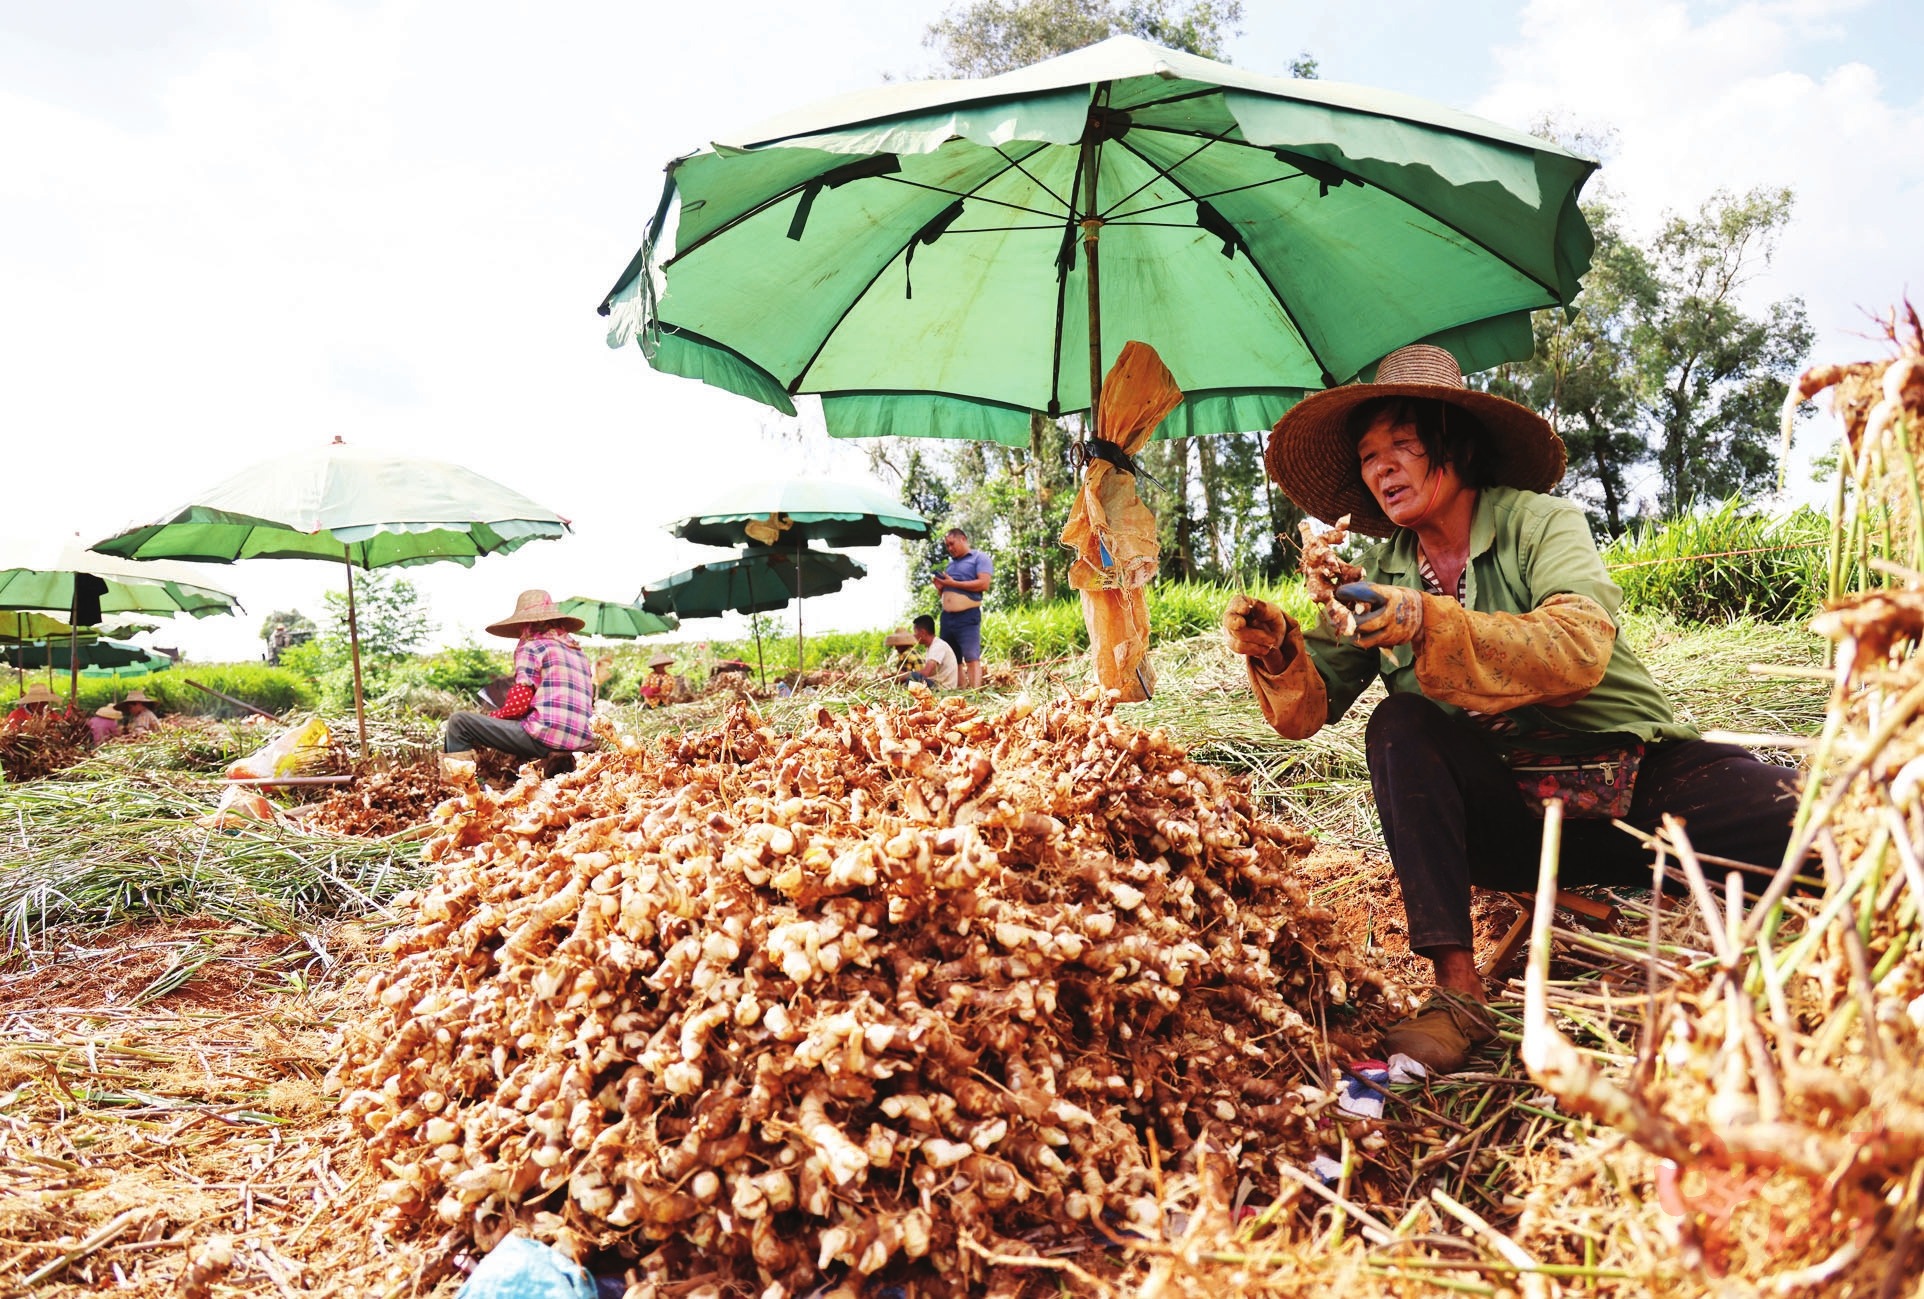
[
  {"left": 196, "top": 785, "right": 279, "bottom": 831},
  {"left": 1058, "top": 341, "right": 1184, "bottom": 701}
]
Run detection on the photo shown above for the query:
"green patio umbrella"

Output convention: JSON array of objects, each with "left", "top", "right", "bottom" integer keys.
[
  {"left": 6, "top": 638, "right": 172, "bottom": 674},
  {"left": 599, "top": 34, "right": 1596, "bottom": 443},
  {"left": 640, "top": 548, "right": 866, "bottom": 686},
  {"left": 0, "top": 537, "right": 239, "bottom": 706},
  {"left": 670, "top": 480, "right": 926, "bottom": 670},
  {"left": 92, "top": 436, "right": 571, "bottom": 750},
  {"left": 556, "top": 598, "right": 678, "bottom": 640},
  {"left": 670, "top": 480, "right": 929, "bottom": 550}
]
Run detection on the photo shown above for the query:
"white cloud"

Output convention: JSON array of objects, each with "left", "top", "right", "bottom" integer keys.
[
  {"left": 1473, "top": 0, "right": 1924, "bottom": 501},
  {"left": 0, "top": 1, "right": 931, "bottom": 664}
]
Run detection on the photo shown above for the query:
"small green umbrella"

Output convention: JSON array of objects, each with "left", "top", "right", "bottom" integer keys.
[
  {"left": 92, "top": 436, "right": 571, "bottom": 750},
  {"left": 670, "top": 480, "right": 925, "bottom": 670},
  {"left": 670, "top": 480, "right": 929, "bottom": 550},
  {"left": 556, "top": 598, "right": 678, "bottom": 640},
  {"left": 640, "top": 548, "right": 866, "bottom": 685},
  {"left": 7, "top": 638, "right": 172, "bottom": 674},
  {"left": 600, "top": 34, "right": 1597, "bottom": 443}
]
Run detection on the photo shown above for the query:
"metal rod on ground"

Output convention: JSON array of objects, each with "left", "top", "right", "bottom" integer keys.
[
  {"left": 342, "top": 546, "right": 368, "bottom": 755},
  {"left": 223, "top": 774, "right": 354, "bottom": 786},
  {"left": 183, "top": 676, "right": 280, "bottom": 721}
]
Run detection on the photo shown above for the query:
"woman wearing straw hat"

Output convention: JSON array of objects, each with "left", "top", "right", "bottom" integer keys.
[
  {"left": 1226, "top": 344, "right": 1802, "bottom": 1072},
  {"left": 5, "top": 681, "right": 64, "bottom": 727},
  {"left": 442, "top": 591, "right": 595, "bottom": 779},
  {"left": 120, "top": 688, "right": 163, "bottom": 735},
  {"left": 88, "top": 704, "right": 124, "bottom": 746},
  {"left": 639, "top": 651, "right": 683, "bottom": 708}
]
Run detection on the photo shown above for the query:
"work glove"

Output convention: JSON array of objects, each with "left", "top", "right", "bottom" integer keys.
[
  {"left": 1336, "top": 582, "right": 1424, "bottom": 650},
  {"left": 1224, "top": 595, "right": 1296, "bottom": 662}
]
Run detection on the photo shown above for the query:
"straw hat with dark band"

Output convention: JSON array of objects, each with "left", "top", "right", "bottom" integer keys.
[
  {"left": 485, "top": 590, "right": 586, "bottom": 639},
  {"left": 1264, "top": 344, "right": 1566, "bottom": 537}
]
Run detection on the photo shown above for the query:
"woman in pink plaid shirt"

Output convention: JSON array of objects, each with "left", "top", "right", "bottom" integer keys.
[{"left": 442, "top": 590, "right": 596, "bottom": 780}]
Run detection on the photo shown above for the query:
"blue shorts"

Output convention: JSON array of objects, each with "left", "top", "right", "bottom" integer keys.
[{"left": 940, "top": 607, "right": 982, "bottom": 663}]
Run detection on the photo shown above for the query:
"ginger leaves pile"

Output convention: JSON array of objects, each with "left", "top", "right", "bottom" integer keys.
[{"left": 332, "top": 691, "right": 1386, "bottom": 1295}]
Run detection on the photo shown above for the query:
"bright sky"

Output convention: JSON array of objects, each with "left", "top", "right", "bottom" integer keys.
[{"left": 3, "top": 0, "right": 1918, "bottom": 663}]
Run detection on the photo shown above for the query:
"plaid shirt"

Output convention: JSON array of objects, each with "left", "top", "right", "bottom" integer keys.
[{"left": 511, "top": 633, "right": 596, "bottom": 750}]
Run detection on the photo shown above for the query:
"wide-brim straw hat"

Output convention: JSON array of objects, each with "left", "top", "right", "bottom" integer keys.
[
  {"left": 883, "top": 630, "right": 916, "bottom": 648},
  {"left": 121, "top": 688, "right": 158, "bottom": 706},
  {"left": 95, "top": 704, "right": 123, "bottom": 721},
  {"left": 647, "top": 652, "right": 676, "bottom": 669},
  {"left": 1264, "top": 343, "right": 1566, "bottom": 537},
  {"left": 18, "top": 682, "right": 58, "bottom": 705},
  {"left": 484, "top": 589, "right": 585, "bottom": 639}
]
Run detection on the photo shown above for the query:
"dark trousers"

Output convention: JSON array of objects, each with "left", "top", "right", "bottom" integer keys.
[
  {"left": 1366, "top": 693, "right": 1803, "bottom": 953},
  {"left": 444, "top": 711, "right": 561, "bottom": 761}
]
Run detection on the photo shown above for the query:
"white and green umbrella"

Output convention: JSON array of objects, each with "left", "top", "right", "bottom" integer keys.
[
  {"left": 92, "top": 437, "right": 571, "bottom": 749},
  {"left": 0, "top": 537, "right": 239, "bottom": 706}
]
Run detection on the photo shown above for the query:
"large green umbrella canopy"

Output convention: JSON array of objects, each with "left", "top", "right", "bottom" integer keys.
[
  {"left": 90, "top": 437, "right": 572, "bottom": 750},
  {"left": 600, "top": 34, "right": 1597, "bottom": 445},
  {"left": 670, "top": 480, "right": 929, "bottom": 550},
  {"left": 557, "top": 598, "right": 678, "bottom": 640},
  {"left": 92, "top": 437, "right": 571, "bottom": 568}
]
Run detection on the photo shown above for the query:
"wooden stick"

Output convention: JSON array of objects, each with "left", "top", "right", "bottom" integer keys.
[
  {"left": 11, "top": 1206, "right": 147, "bottom": 1290},
  {"left": 182, "top": 677, "right": 278, "bottom": 721}
]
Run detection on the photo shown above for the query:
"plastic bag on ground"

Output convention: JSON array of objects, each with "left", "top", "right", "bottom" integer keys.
[
  {"left": 454, "top": 1235, "right": 596, "bottom": 1299},
  {"left": 224, "top": 717, "right": 331, "bottom": 781},
  {"left": 196, "top": 785, "right": 279, "bottom": 831}
]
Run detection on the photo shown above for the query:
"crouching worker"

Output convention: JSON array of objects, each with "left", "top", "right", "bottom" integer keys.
[
  {"left": 443, "top": 590, "right": 594, "bottom": 782},
  {"left": 897, "top": 615, "right": 958, "bottom": 689},
  {"left": 1230, "top": 345, "right": 1803, "bottom": 1073}
]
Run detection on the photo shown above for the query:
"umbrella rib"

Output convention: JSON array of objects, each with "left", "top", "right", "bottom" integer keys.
[
  {"left": 1099, "top": 127, "right": 1234, "bottom": 220},
  {"left": 876, "top": 175, "right": 1063, "bottom": 222},
  {"left": 992, "top": 143, "right": 1071, "bottom": 211},
  {"left": 1107, "top": 172, "right": 1307, "bottom": 221},
  {"left": 786, "top": 147, "right": 1071, "bottom": 397},
  {"left": 1109, "top": 135, "right": 1341, "bottom": 387},
  {"left": 1128, "top": 124, "right": 1564, "bottom": 301}
]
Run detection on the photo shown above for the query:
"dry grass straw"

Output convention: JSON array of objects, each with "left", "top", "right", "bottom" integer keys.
[{"left": 1462, "top": 305, "right": 1924, "bottom": 1295}]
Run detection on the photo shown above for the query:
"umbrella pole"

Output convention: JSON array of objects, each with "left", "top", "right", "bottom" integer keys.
[
  {"left": 343, "top": 549, "right": 369, "bottom": 756},
  {"left": 795, "top": 540, "right": 805, "bottom": 691},
  {"left": 67, "top": 591, "right": 79, "bottom": 710},
  {"left": 1080, "top": 117, "right": 1105, "bottom": 418},
  {"left": 752, "top": 617, "right": 766, "bottom": 689}
]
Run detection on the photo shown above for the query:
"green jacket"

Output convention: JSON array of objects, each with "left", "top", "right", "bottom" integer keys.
[{"left": 1304, "top": 487, "right": 1696, "bottom": 752}]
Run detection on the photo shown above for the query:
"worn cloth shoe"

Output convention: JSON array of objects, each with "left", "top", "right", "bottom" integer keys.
[{"left": 1375, "top": 992, "right": 1497, "bottom": 1074}]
